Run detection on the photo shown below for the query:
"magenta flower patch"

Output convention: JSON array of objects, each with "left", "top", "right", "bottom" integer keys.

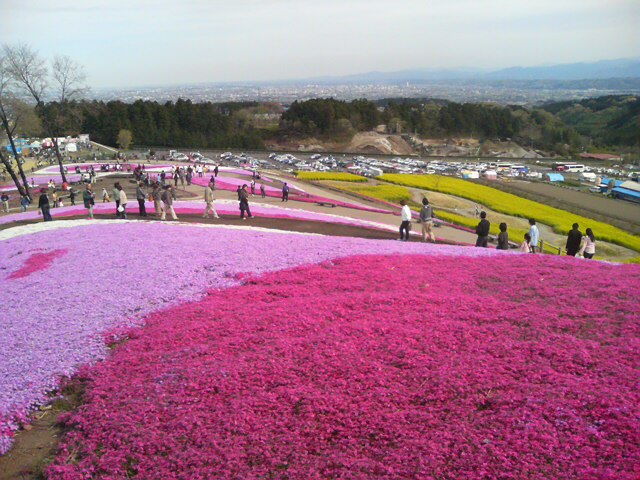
[
  {"left": 8, "top": 249, "right": 68, "bottom": 280},
  {"left": 46, "top": 254, "right": 640, "bottom": 479}
]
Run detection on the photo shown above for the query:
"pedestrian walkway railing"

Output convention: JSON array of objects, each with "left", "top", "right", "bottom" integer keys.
[{"left": 540, "top": 240, "right": 564, "bottom": 255}]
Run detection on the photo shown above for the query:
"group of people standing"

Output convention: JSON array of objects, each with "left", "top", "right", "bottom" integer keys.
[
  {"left": 400, "top": 198, "right": 598, "bottom": 259},
  {"left": 480, "top": 212, "right": 597, "bottom": 258}
]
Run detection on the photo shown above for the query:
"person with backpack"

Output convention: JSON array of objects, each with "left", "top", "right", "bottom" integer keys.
[
  {"left": 419, "top": 197, "right": 435, "bottom": 243},
  {"left": 160, "top": 185, "right": 178, "bottom": 221},
  {"left": 83, "top": 184, "right": 96, "bottom": 219}
]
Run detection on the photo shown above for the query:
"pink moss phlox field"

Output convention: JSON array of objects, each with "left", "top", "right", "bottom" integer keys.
[
  {"left": 0, "top": 223, "right": 499, "bottom": 453},
  {"left": 47, "top": 255, "right": 640, "bottom": 479},
  {"left": 8, "top": 249, "right": 68, "bottom": 279}
]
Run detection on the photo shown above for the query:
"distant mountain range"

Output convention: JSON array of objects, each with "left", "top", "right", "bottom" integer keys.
[{"left": 299, "top": 59, "right": 640, "bottom": 85}]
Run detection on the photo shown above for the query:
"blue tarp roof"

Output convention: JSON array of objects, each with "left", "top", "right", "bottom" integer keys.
[
  {"left": 600, "top": 178, "right": 624, "bottom": 187},
  {"left": 612, "top": 187, "right": 640, "bottom": 199},
  {"left": 546, "top": 173, "right": 564, "bottom": 181}
]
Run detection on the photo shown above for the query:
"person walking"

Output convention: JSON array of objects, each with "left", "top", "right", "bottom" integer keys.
[
  {"left": 239, "top": 184, "right": 254, "bottom": 219},
  {"left": 152, "top": 183, "right": 162, "bottom": 217},
  {"left": 38, "top": 188, "right": 52, "bottom": 221},
  {"left": 519, "top": 233, "right": 532, "bottom": 252},
  {"left": 83, "top": 184, "right": 95, "bottom": 219},
  {"left": 566, "top": 223, "right": 583, "bottom": 256},
  {"left": 282, "top": 182, "right": 289, "bottom": 202},
  {"left": 399, "top": 200, "right": 412, "bottom": 241},
  {"left": 161, "top": 185, "right": 178, "bottom": 221},
  {"left": 102, "top": 188, "right": 109, "bottom": 203},
  {"left": 113, "top": 183, "right": 121, "bottom": 217},
  {"left": 136, "top": 182, "right": 148, "bottom": 217},
  {"left": 528, "top": 219, "right": 540, "bottom": 253},
  {"left": 203, "top": 181, "right": 220, "bottom": 219},
  {"left": 475, "top": 211, "right": 490, "bottom": 247},
  {"left": 69, "top": 188, "right": 76, "bottom": 206},
  {"left": 1, "top": 193, "right": 9, "bottom": 213},
  {"left": 260, "top": 183, "right": 266, "bottom": 198},
  {"left": 251, "top": 179, "right": 256, "bottom": 195},
  {"left": 20, "top": 193, "right": 30, "bottom": 212},
  {"left": 497, "top": 222, "right": 509, "bottom": 250},
  {"left": 214, "top": 165, "right": 219, "bottom": 177},
  {"left": 174, "top": 168, "right": 179, "bottom": 187},
  {"left": 117, "top": 184, "right": 128, "bottom": 219},
  {"left": 579, "top": 228, "right": 596, "bottom": 259},
  {"left": 419, "top": 198, "right": 435, "bottom": 243}
]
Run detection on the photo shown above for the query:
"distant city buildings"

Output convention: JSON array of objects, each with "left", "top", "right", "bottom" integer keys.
[{"left": 89, "top": 82, "right": 634, "bottom": 106}]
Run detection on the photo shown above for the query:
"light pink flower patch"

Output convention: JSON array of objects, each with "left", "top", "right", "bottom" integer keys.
[{"left": 8, "top": 249, "right": 68, "bottom": 280}]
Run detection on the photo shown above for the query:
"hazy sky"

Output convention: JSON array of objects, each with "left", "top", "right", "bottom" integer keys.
[{"left": 1, "top": 0, "right": 639, "bottom": 88}]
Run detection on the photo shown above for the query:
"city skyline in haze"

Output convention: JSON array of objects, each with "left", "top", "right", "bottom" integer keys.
[{"left": 1, "top": 0, "right": 639, "bottom": 89}]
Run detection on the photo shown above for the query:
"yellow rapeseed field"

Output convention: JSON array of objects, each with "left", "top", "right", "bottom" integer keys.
[
  {"left": 335, "top": 184, "right": 414, "bottom": 204},
  {"left": 381, "top": 174, "right": 640, "bottom": 252},
  {"left": 295, "top": 172, "right": 367, "bottom": 182}
]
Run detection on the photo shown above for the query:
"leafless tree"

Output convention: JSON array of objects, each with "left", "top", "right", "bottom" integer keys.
[
  {"left": 0, "top": 54, "right": 30, "bottom": 198},
  {"left": 4, "top": 44, "right": 88, "bottom": 184},
  {"left": 52, "top": 55, "right": 88, "bottom": 104}
]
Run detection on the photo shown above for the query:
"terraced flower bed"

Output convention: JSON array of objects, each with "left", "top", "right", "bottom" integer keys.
[{"left": 2, "top": 222, "right": 638, "bottom": 478}]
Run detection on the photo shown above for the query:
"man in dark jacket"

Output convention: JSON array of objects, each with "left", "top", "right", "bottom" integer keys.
[
  {"left": 38, "top": 188, "right": 52, "bottom": 221},
  {"left": 475, "top": 211, "right": 490, "bottom": 247},
  {"left": 282, "top": 182, "right": 289, "bottom": 202},
  {"left": 239, "top": 185, "right": 254, "bottom": 219},
  {"left": 566, "top": 223, "right": 583, "bottom": 256},
  {"left": 136, "top": 182, "right": 147, "bottom": 217}
]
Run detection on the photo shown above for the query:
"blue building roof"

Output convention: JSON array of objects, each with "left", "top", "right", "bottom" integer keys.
[
  {"left": 612, "top": 187, "right": 640, "bottom": 199},
  {"left": 600, "top": 178, "right": 624, "bottom": 187}
]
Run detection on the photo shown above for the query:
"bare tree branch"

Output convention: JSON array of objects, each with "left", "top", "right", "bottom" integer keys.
[
  {"left": 52, "top": 55, "right": 88, "bottom": 103},
  {"left": 3, "top": 44, "right": 48, "bottom": 106}
]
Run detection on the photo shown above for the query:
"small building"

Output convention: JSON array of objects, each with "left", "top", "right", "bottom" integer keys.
[
  {"left": 483, "top": 170, "right": 497, "bottom": 180},
  {"left": 65, "top": 143, "right": 78, "bottom": 153},
  {"left": 611, "top": 185, "right": 640, "bottom": 203},
  {"left": 545, "top": 173, "right": 564, "bottom": 182},
  {"left": 579, "top": 172, "right": 597, "bottom": 182}
]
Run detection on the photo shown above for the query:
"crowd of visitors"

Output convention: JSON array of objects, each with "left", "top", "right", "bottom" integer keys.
[
  {"left": 399, "top": 198, "right": 598, "bottom": 258},
  {"left": 0, "top": 165, "right": 602, "bottom": 260}
]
